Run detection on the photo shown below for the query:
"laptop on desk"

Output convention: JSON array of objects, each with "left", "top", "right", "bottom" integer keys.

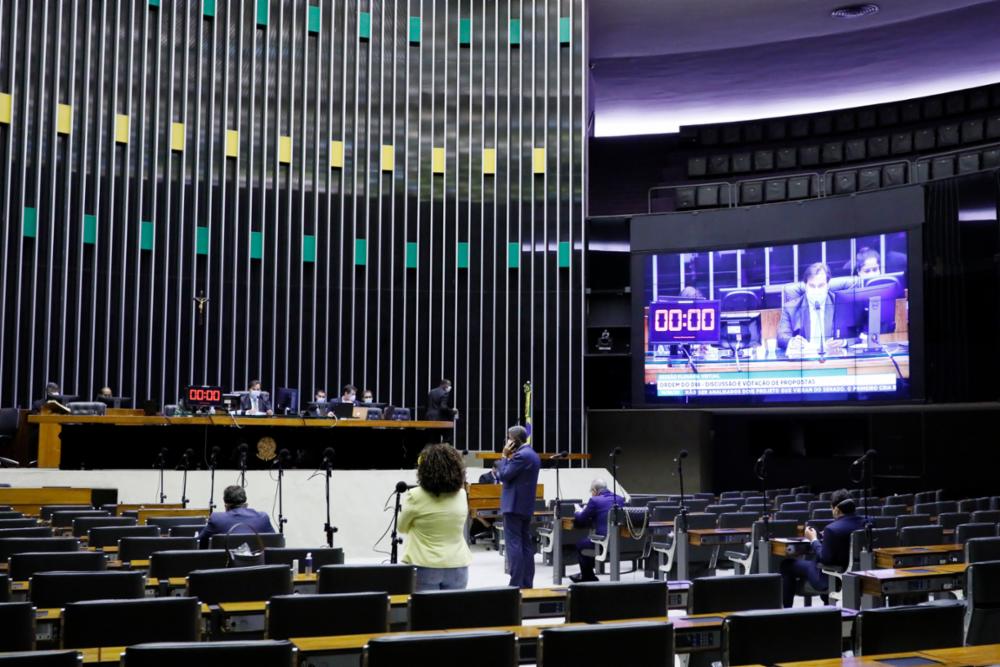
[
  {"left": 331, "top": 403, "right": 356, "bottom": 420},
  {"left": 352, "top": 407, "right": 370, "bottom": 420}
]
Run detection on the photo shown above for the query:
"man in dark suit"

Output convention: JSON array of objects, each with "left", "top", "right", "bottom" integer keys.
[
  {"left": 777, "top": 262, "right": 845, "bottom": 357},
  {"left": 478, "top": 460, "right": 501, "bottom": 484},
  {"left": 425, "top": 379, "right": 457, "bottom": 421},
  {"left": 779, "top": 488, "right": 865, "bottom": 607},
  {"left": 198, "top": 485, "right": 275, "bottom": 548},
  {"left": 239, "top": 379, "right": 272, "bottom": 416},
  {"left": 498, "top": 425, "right": 541, "bottom": 588},
  {"left": 569, "top": 479, "right": 625, "bottom": 582},
  {"left": 32, "top": 382, "right": 63, "bottom": 412}
]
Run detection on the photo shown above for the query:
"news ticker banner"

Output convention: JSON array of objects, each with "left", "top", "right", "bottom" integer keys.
[{"left": 655, "top": 368, "right": 899, "bottom": 397}]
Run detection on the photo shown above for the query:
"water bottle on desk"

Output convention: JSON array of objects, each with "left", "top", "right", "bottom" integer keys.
[{"left": 304, "top": 552, "right": 313, "bottom": 575}]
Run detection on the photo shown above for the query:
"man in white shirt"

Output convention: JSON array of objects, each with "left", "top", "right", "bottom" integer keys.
[{"left": 239, "top": 380, "right": 272, "bottom": 416}]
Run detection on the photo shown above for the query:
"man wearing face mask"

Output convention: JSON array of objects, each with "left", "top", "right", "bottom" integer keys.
[
  {"left": 239, "top": 380, "right": 273, "bottom": 416},
  {"left": 778, "top": 262, "right": 845, "bottom": 358},
  {"left": 425, "top": 379, "right": 458, "bottom": 421}
]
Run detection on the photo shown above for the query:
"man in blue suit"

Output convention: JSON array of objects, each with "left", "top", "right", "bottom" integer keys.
[
  {"left": 570, "top": 479, "right": 624, "bottom": 582},
  {"left": 498, "top": 425, "right": 541, "bottom": 588},
  {"left": 198, "top": 485, "right": 275, "bottom": 548},
  {"left": 779, "top": 488, "right": 865, "bottom": 606}
]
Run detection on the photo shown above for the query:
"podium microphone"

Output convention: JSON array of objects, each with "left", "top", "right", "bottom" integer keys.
[
  {"left": 208, "top": 446, "right": 220, "bottom": 512},
  {"left": 275, "top": 448, "right": 290, "bottom": 534},
  {"left": 321, "top": 447, "right": 338, "bottom": 547},
  {"left": 237, "top": 443, "right": 248, "bottom": 487}
]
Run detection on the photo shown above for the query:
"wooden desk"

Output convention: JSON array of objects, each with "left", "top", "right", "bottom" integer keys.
[
  {"left": 687, "top": 528, "right": 752, "bottom": 547},
  {"left": 136, "top": 508, "right": 210, "bottom": 525},
  {"left": 27, "top": 414, "right": 456, "bottom": 468},
  {"left": 770, "top": 538, "right": 812, "bottom": 558},
  {"left": 0, "top": 487, "right": 104, "bottom": 516},
  {"left": 113, "top": 503, "right": 185, "bottom": 516},
  {"left": 853, "top": 563, "right": 967, "bottom": 605},
  {"left": 775, "top": 643, "right": 1000, "bottom": 667},
  {"left": 873, "top": 544, "right": 964, "bottom": 569},
  {"left": 467, "top": 483, "right": 544, "bottom": 516},
  {"left": 475, "top": 452, "right": 591, "bottom": 462}
]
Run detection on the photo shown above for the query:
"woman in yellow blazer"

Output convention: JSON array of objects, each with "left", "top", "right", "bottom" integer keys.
[{"left": 399, "top": 443, "right": 473, "bottom": 590}]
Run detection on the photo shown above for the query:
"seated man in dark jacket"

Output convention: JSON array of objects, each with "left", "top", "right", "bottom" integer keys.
[
  {"left": 198, "top": 485, "right": 275, "bottom": 548},
  {"left": 779, "top": 488, "right": 865, "bottom": 606},
  {"left": 569, "top": 479, "right": 625, "bottom": 582}
]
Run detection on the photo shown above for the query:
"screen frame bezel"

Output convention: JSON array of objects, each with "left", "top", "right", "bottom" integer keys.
[{"left": 630, "top": 186, "right": 926, "bottom": 407}]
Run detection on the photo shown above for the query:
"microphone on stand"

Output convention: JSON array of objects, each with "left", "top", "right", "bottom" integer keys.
[
  {"left": 851, "top": 449, "right": 877, "bottom": 468},
  {"left": 179, "top": 448, "right": 193, "bottom": 508},
  {"left": 390, "top": 480, "right": 413, "bottom": 563},
  {"left": 321, "top": 447, "right": 338, "bottom": 548},
  {"left": 155, "top": 448, "right": 168, "bottom": 503},
  {"left": 237, "top": 443, "right": 248, "bottom": 488},
  {"left": 275, "top": 448, "right": 290, "bottom": 534},
  {"left": 208, "top": 446, "right": 220, "bottom": 512},
  {"left": 675, "top": 449, "right": 689, "bottom": 516},
  {"left": 815, "top": 301, "right": 826, "bottom": 362},
  {"left": 396, "top": 481, "right": 417, "bottom": 492}
]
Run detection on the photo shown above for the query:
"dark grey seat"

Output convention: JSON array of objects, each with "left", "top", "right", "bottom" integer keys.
[
  {"left": 120, "top": 640, "right": 294, "bottom": 667},
  {"left": 566, "top": 581, "right": 667, "bottom": 623},
  {"left": 854, "top": 601, "right": 965, "bottom": 655},
  {"left": 971, "top": 510, "right": 1000, "bottom": 524},
  {"left": 0, "top": 527, "right": 53, "bottom": 538},
  {"left": 722, "top": 608, "right": 842, "bottom": 666},
  {"left": 148, "top": 550, "right": 228, "bottom": 579},
  {"left": 0, "top": 537, "right": 79, "bottom": 561},
  {"left": 0, "top": 511, "right": 24, "bottom": 519},
  {"left": 938, "top": 512, "right": 971, "bottom": 531},
  {"left": 690, "top": 574, "right": 782, "bottom": 614},
  {"left": 363, "top": 631, "right": 516, "bottom": 667},
  {"left": 262, "top": 547, "right": 344, "bottom": 572},
  {"left": 208, "top": 533, "right": 286, "bottom": 550},
  {"left": 0, "top": 519, "right": 41, "bottom": 529},
  {"left": 187, "top": 565, "right": 293, "bottom": 604},
  {"left": 896, "top": 514, "right": 932, "bottom": 530},
  {"left": 966, "top": 536, "right": 1000, "bottom": 563},
  {"left": 87, "top": 525, "right": 160, "bottom": 549},
  {"left": 956, "top": 524, "right": 996, "bottom": 546},
  {"left": 50, "top": 510, "right": 109, "bottom": 528},
  {"left": 30, "top": 571, "right": 145, "bottom": 608},
  {"left": 265, "top": 592, "right": 389, "bottom": 639},
  {"left": 0, "top": 650, "right": 82, "bottom": 665},
  {"left": 39, "top": 505, "right": 93, "bottom": 521},
  {"left": 167, "top": 525, "right": 206, "bottom": 537},
  {"left": 119, "top": 537, "right": 198, "bottom": 562},
  {"left": 9, "top": 550, "right": 104, "bottom": 581},
  {"left": 0, "top": 573, "right": 8, "bottom": 602},
  {"left": 146, "top": 517, "right": 208, "bottom": 532},
  {"left": 71, "top": 516, "right": 136, "bottom": 537},
  {"left": 966, "top": 559, "right": 1000, "bottom": 645},
  {"left": 538, "top": 622, "right": 673, "bottom": 667},
  {"left": 61, "top": 597, "right": 201, "bottom": 648},
  {"left": 899, "top": 525, "right": 944, "bottom": 547},
  {"left": 0, "top": 601, "right": 35, "bottom": 651},
  {"left": 408, "top": 586, "right": 521, "bottom": 631},
  {"left": 316, "top": 564, "right": 416, "bottom": 595}
]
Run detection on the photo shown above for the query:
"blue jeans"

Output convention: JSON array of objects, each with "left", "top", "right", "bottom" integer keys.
[
  {"left": 503, "top": 513, "right": 535, "bottom": 588},
  {"left": 415, "top": 566, "right": 469, "bottom": 591},
  {"left": 780, "top": 558, "right": 828, "bottom": 607}
]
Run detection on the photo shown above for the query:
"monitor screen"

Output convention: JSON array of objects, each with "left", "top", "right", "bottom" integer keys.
[{"left": 639, "top": 231, "right": 912, "bottom": 404}]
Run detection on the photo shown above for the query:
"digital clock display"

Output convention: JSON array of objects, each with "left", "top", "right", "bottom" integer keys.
[
  {"left": 186, "top": 385, "right": 224, "bottom": 407},
  {"left": 648, "top": 299, "right": 721, "bottom": 344}
]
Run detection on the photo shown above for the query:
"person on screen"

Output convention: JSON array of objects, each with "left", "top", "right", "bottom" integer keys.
[
  {"left": 778, "top": 262, "right": 845, "bottom": 357},
  {"left": 854, "top": 247, "right": 881, "bottom": 280},
  {"left": 678, "top": 285, "right": 705, "bottom": 299},
  {"left": 239, "top": 380, "right": 272, "bottom": 416},
  {"left": 361, "top": 389, "right": 374, "bottom": 404},
  {"left": 336, "top": 384, "right": 356, "bottom": 404},
  {"left": 311, "top": 389, "right": 334, "bottom": 418}
]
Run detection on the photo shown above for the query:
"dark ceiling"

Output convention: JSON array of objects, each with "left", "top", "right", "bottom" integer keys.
[{"left": 590, "top": 0, "right": 1000, "bottom": 136}]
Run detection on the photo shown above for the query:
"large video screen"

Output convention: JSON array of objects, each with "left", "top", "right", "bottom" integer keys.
[{"left": 640, "top": 232, "right": 912, "bottom": 404}]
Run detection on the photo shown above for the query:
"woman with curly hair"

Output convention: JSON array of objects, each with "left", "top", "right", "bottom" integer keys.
[{"left": 399, "top": 443, "right": 473, "bottom": 590}]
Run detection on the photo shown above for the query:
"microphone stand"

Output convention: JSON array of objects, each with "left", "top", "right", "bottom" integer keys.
[
  {"left": 676, "top": 453, "right": 687, "bottom": 519},
  {"left": 156, "top": 449, "right": 167, "bottom": 503},
  {"left": 390, "top": 482, "right": 406, "bottom": 564},
  {"left": 323, "top": 450, "right": 338, "bottom": 548},
  {"left": 208, "top": 448, "right": 218, "bottom": 512},
  {"left": 238, "top": 445, "right": 247, "bottom": 488},
  {"left": 180, "top": 450, "right": 191, "bottom": 508},
  {"left": 275, "top": 451, "right": 288, "bottom": 534},
  {"left": 863, "top": 453, "right": 875, "bottom": 554},
  {"left": 756, "top": 454, "right": 770, "bottom": 540},
  {"left": 610, "top": 449, "right": 622, "bottom": 526}
]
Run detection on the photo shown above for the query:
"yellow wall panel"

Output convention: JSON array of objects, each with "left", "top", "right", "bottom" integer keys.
[
  {"left": 278, "top": 135, "right": 292, "bottom": 163},
  {"left": 171, "top": 122, "right": 185, "bottom": 151},
  {"left": 330, "top": 140, "right": 344, "bottom": 168},
  {"left": 533, "top": 147, "right": 546, "bottom": 174},
  {"left": 225, "top": 129, "right": 239, "bottom": 158},
  {"left": 432, "top": 147, "right": 445, "bottom": 174},
  {"left": 381, "top": 144, "right": 394, "bottom": 171},
  {"left": 114, "top": 114, "right": 129, "bottom": 144},
  {"left": 56, "top": 104, "right": 72, "bottom": 135},
  {"left": 0, "top": 93, "right": 12, "bottom": 124},
  {"left": 483, "top": 148, "right": 496, "bottom": 175}
]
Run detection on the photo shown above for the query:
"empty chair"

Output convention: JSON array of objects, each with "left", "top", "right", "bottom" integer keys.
[
  {"left": 0, "top": 511, "right": 24, "bottom": 519},
  {"left": 795, "top": 493, "right": 816, "bottom": 503},
  {"left": 317, "top": 564, "right": 416, "bottom": 595},
  {"left": 726, "top": 519, "right": 799, "bottom": 575},
  {"left": 966, "top": 536, "right": 1000, "bottom": 563},
  {"left": 61, "top": 597, "right": 201, "bottom": 648},
  {"left": 8, "top": 551, "right": 104, "bottom": 581},
  {"left": 817, "top": 491, "right": 834, "bottom": 501},
  {"left": 703, "top": 504, "right": 738, "bottom": 515},
  {"left": 957, "top": 523, "right": 997, "bottom": 546},
  {"left": 0, "top": 519, "right": 41, "bottom": 529},
  {"left": 937, "top": 500, "right": 959, "bottom": 514},
  {"left": 682, "top": 499, "right": 710, "bottom": 512},
  {"left": 262, "top": 547, "right": 344, "bottom": 572},
  {"left": 0, "top": 601, "right": 34, "bottom": 651},
  {"left": 71, "top": 516, "right": 136, "bottom": 537},
  {"left": 0, "top": 651, "right": 82, "bottom": 666},
  {"left": 690, "top": 574, "right": 782, "bottom": 614},
  {"left": 880, "top": 504, "right": 908, "bottom": 517},
  {"left": 409, "top": 586, "right": 521, "bottom": 631},
  {"left": 0, "top": 526, "right": 53, "bottom": 538},
  {"left": 30, "top": 571, "right": 145, "bottom": 608},
  {"left": 0, "top": 573, "right": 8, "bottom": 602},
  {"left": 148, "top": 550, "right": 228, "bottom": 579},
  {"left": 772, "top": 494, "right": 795, "bottom": 507},
  {"left": 854, "top": 601, "right": 965, "bottom": 655},
  {"left": 867, "top": 516, "right": 896, "bottom": 529},
  {"left": 120, "top": 640, "right": 295, "bottom": 667},
  {"left": 717, "top": 512, "right": 758, "bottom": 529},
  {"left": 566, "top": 581, "right": 667, "bottom": 623},
  {"left": 50, "top": 510, "right": 109, "bottom": 528},
  {"left": 167, "top": 525, "right": 206, "bottom": 537},
  {"left": 959, "top": 498, "right": 989, "bottom": 513},
  {"left": 774, "top": 510, "right": 808, "bottom": 524},
  {"left": 119, "top": 537, "right": 198, "bottom": 562},
  {"left": 739, "top": 504, "right": 766, "bottom": 517},
  {"left": 187, "top": 565, "right": 293, "bottom": 604},
  {"left": 722, "top": 608, "right": 842, "bottom": 666},
  {"left": 914, "top": 502, "right": 938, "bottom": 516},
  {"left": 810, "top": 508, "right": 833, "bottom": 519},
  {"left": 363, "top": 631, "right": 516, "bottom": 667},
  {"left": 807, "top": 518, "right": 834, "bottom": 532},
  {"left": 39, "top": 505, "right": 93, "bottom": 520},
  {"left": 146, "top": 516, "right": 209, "bottom": 532},
  {"left": 779, "top": 501, "right": 808, "bottom": 512},
  {"left": 885, "top": 494, "right": 914, "bottom": 506},
  {"left": 265, "top": 592, "right": 389, "bottom": 639},
  {"left": 896, "top": 514, "right": 932, "bottom": 530},
  {"left": 538, "top": 622, "right": 673, "bottom": 667},
  {"left": 965, "top": 560, "right": 1000, "bottom": 645},
  {"left": 914, "top": 491, "right": 940, "bottom": 505},
  {"left": 899, "top": 525, "right": 944, "bottom": 547},
  {"left": 938, "top": 512, "right": 971, "bottom": 531},
  {"left": 972, "top": 509, "right": 1000, "bottom": 524},
  {"left": 87, "top": 525, "right": 160, "bottom": 549},
  {"left": 0, "top": 537, "right": 78, "bottom": 561},
  {"left": 719, "top": 491, "right": 742, "bottom": 502},
  {"left": 208, "top": 532, "right": 286, "bottom": 550},
  {"left": 692, "top": 493, "right": 716, "bottom": 501}
]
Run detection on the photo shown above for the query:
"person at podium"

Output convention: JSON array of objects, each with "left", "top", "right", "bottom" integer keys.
[
  {"left": 336, "top": 384, "right": 357, "bottom": 404},
  {"left": 425, "top": 379, "right": 457, "bottom": 421},
  {"left": 198, "top": 485, "right": 275, "bottom": 548},
  {"left": 239, "top": 380, "right": 272, "bottom": 416},
  {"left": 32, "top": 382, "right": 64, "bottom": 412}
]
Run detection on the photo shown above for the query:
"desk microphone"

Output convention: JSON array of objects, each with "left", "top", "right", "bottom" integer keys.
[
  {"left": 815, "top": 301, "right": 826, "bottom": 362},
  {"left": 674, "top": 449, "right": 689, "bottom": 463},
  {"left": 681, "top": 345, "right": 699, "bottom": 374},
  {"left": 396, "top": 481, "right": 417, "bottom": 493}
]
